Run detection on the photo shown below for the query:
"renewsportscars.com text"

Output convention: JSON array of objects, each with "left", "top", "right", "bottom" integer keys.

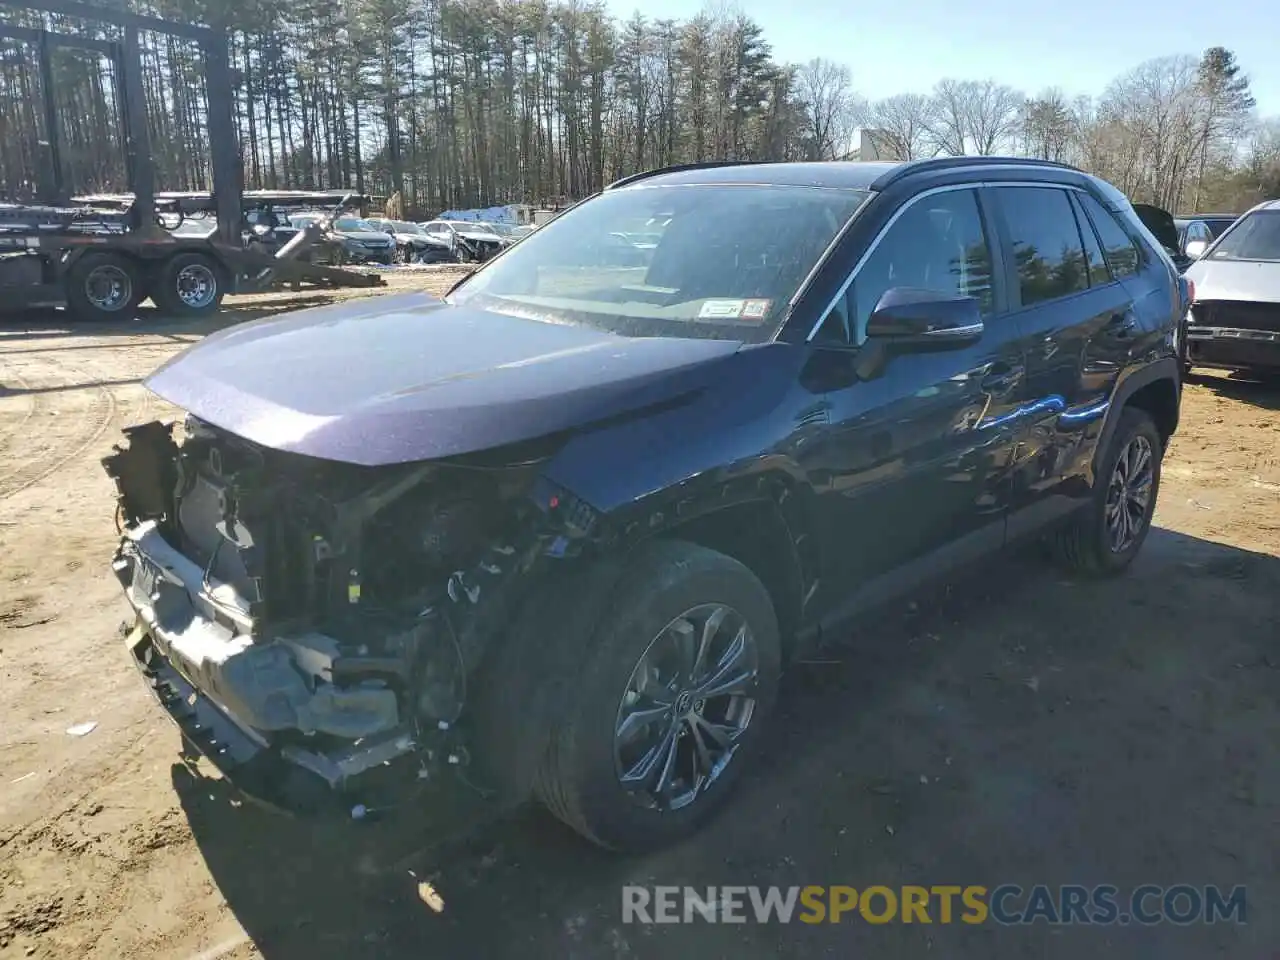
[{"left": 622, "top": 884, "right": 1247, "bottom": 926}]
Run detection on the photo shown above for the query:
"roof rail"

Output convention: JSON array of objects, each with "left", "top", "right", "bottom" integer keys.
[
  {"left": 605, "top": 160, "right": 769, "bottom": 191},
  {"left": 869, "top": 155, "right": 1082, "bottom": 191}
]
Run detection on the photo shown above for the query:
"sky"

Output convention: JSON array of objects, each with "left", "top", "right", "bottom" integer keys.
[{"left": 603, "top": 0, "right": 1280, "bottom": 117}]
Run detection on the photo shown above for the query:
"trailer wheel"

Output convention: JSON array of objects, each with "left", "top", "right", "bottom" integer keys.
[
  {"left": 152, "top": 252, "right": 225, "bottom": 317},
  {"left": 65, "top": 252, "right": 145, "bottom": 322}
]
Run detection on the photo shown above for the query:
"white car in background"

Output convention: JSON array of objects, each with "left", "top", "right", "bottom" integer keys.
[
  {"left": 420, "top": 220, "right": 506, "bottom": 262},
  {"left": 1183, "top": 200, "right": 1280, "bottom": 379}
]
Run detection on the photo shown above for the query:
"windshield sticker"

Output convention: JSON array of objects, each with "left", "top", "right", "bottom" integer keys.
[
  {"left": 740, "top": 299, "right": 772, "bottom": 321},
  {"left": 699, "top": 299, "right": 746, "bottom": 319}
]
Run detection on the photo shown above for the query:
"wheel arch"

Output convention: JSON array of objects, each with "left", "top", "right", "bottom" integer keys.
[
  {"left": 1124, "top": 376, "right": 1179, "bottom": 447},
  {"left": 640, "top": 498, "right": 806, "bottom": 659},
  {"left": 1093, "top": 358, "right": 1180, "bottom": 484}
]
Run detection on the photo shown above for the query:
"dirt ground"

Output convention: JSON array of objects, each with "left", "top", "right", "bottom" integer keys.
[{"left": 0, "top": 276, "right": 1277, "bottom": 959}]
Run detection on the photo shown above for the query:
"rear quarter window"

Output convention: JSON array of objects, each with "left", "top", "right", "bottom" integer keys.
[{"left": 1077, "top": 192, "right": 1141, "bottom": 279}]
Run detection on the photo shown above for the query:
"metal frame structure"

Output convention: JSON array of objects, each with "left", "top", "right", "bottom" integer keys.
[
  {"left": 0, "top": 0, "right": 241, "bottom": 243},
  {"left": 0, "top": 0, "right": 384, "bottom": 318}
]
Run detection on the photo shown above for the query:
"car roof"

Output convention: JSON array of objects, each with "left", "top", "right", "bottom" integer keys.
[{"left": 605, "top": 157, "right": 1083, "bottom": 192}]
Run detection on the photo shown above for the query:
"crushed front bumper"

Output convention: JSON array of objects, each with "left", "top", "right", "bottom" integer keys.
[
  {"left": 114, "top": 522, "right": 420, "bottom": 816},
  {"left": 1187, "top": 326, "right": 1280, "bottom": 371}
]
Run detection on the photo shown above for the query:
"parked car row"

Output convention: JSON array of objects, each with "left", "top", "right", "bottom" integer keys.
[
  {"left": 243, "top": 209, "right": 527, "bottom": 267},
  {"left": 364, "top": 218, "right": 458, "bottom": 264},
  {"left": 350, "top": 216, "right": 539, "bottom": 264},
  {"left": 243, "top": 209, "right": 396, "bottom": 266}
]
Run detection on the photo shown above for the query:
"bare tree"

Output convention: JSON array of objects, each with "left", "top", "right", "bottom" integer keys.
[
  {"left": 923, "top": 78, "right": 1022, "bottom": 156},
  {"left": 1021, "top": 87, "right": 1077, "bottom": 161},
  {"left": 966, "top": 79, "right": 1024, "bottom": 154},
  {"left": 1246, "top": 117, "right": 1280, "bottom": 173},
  {"left": 925, "top": 78, "right": 971, "bottom": 155},
  {"left": 1097, "top": 55, "right": 1205, "bottom": 210},
  {"left": 795, "top": 57, "right": 860, "bottom": 160},
  {"left": 864, "top": 93, "right": 933, "bottom": 160}
]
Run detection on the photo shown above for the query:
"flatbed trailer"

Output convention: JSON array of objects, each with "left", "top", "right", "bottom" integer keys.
[
  {"left": 0, "top": 191, "right": 384, "bottom": 320},
  {"left": 0, "top": 0, "right": 386, "bottom": 321}
]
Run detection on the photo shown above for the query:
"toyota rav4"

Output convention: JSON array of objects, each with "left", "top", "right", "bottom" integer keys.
[{"left": 104, "top": 157, "right": 1184, "bottom": 853}]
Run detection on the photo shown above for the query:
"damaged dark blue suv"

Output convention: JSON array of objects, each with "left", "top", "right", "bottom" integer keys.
[{"left": 104, "top": 157, "right": 1184, "bottom": 852}]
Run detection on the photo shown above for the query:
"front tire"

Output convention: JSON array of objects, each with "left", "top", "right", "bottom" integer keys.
[
  {"left": 534, "top": 540, "right": 780, "bottom": 852},
  {"left": 1052, "top": 407, "right": 1162, "bottom": 576}
]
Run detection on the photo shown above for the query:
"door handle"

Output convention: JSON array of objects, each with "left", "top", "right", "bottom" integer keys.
[{"left": 980, "top": 363, "right": 1023, "bottom": 394}]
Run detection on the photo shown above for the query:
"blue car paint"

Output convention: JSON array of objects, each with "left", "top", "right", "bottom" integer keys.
[
  {"left": 145, "top": 293, "right": 745, "bottom": 466},
  {"left": 145, "top": 161, "right": 1182, "bottom": 636}
]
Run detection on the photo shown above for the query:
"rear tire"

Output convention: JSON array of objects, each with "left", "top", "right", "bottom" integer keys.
[
  {"left": 532, "top": 540, "right": 780, "bottom": 852},
  {"left": 1051, "top": 407, "right": 1162, "bottom": 577},
  {"left": 65, "top": 252, "right": 145, "bottom": 322},
  {"left": 150, "top": 252, "right": 225, "bottom": 318}
]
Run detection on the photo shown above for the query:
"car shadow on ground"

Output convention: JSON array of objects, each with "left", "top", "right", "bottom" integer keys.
[
  {"left": 174, "top": 527, "right": 1280, "bottom": 960},
  {"left": 1186, "top": 370, "right": 1280, "bottom": 410}
]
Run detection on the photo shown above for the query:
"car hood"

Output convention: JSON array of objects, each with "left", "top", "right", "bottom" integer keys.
[
  {"left": 1185, "top": 258, "right": 1280, "bottom": 304},
  {"left": 456, "top": 229, "right": 503, "bottom": 242},
  {"left": 145, "top": 293, "right": 745, "bottom": 466}
]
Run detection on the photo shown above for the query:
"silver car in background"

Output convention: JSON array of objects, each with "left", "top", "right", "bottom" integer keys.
[{"left": 1182, "top": 200, "right": 1280, "bottom": 378}]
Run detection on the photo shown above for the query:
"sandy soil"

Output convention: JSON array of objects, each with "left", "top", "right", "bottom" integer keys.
[{"left": 0, "top": 282, "right": 1277, "bottom": 959}]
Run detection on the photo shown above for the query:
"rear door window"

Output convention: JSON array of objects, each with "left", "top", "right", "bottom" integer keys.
[{"left": 997, "top": 186, "right": 1090, "bottom": 307}]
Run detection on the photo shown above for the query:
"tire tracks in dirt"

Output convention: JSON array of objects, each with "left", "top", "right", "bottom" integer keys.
[
  {"left": 0, "top": 350, "right": 116, "bottom": 501},
  {"left": 0, "top": 331, "right": 174, "bottom": 502},
  {"left": 0, "top": 366, "right": 48, "bottom": 456}
]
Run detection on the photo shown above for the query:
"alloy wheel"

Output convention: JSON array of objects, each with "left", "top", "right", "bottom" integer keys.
[
  {"left": 614, "top": 603, "right": 759, "bottom": 811},
  {"left": 1105, "top": 434, "right": 1154, "bottom": 553}
]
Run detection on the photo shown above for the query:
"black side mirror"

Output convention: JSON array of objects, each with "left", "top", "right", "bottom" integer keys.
[{"left": 865, "top": 287, "right": 984, "bottom": 349}]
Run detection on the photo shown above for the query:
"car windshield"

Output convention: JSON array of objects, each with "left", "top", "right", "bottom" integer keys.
[
  {"left": 1208, "top": 211, "right": 1280, "bottom": 262},
  {"left": 391, "top": 221, "right": 424, "bottom": 234},
  {"left": 336, "top": 217, "right": 375, "bottom": 232},
  {"left": 449, "top": 184, "right": 869, "bottom": 342}
]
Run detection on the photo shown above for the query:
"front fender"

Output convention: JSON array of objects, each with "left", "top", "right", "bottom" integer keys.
[{"left": 540, "top": 342, "right": 812, "bottom": 515}]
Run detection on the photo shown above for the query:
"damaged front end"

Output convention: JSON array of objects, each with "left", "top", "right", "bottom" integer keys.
[{"left": 103, "top": 417, "right": 594, "bottom": 815}]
